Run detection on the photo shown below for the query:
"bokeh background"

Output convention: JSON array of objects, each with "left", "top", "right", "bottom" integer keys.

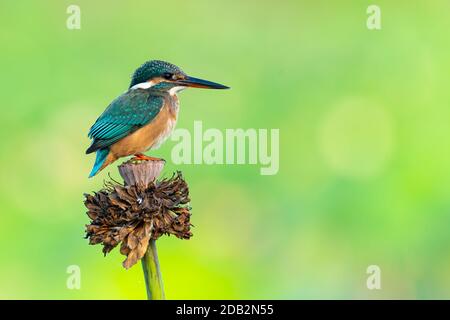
[{"left": 1, "top": 0, "right": 450, "bottom": 299}]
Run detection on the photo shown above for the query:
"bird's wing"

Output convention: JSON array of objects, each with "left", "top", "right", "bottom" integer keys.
[{"left": 86, "top": 90, "right": 164, "bottom": 154}]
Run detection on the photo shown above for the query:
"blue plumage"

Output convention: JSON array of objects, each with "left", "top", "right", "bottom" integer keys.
[
  {"left": 89, "top": 148, "right": 110, "bottom": 178},
  {"left": 86, "top": 90, "right": 165, "bottom": 177},
  {"left": 86, "top": 91, "right": 164, "bottom": 154}
]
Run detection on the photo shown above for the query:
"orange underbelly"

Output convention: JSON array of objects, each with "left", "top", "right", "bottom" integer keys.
[{"left": 110, "top": 105, "right": 177, "bottom": 158}]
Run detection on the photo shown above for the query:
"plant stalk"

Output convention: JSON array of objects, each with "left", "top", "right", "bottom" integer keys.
[{"left": 141, "top": 239, "right": 165, "bottom": 300}]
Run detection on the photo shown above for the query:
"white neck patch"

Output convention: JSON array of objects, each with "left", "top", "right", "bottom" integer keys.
[{"left": 130, "top": 79, "right": 157, "bottom": 90}]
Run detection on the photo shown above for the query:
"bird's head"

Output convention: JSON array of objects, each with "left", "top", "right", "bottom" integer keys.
[{"left": 129, "top": 60, "right": 229, "bottom": 94}]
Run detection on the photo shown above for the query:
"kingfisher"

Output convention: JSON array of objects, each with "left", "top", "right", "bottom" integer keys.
[{"left": 86, "top": 60, "right": 229, "bottom": 177}]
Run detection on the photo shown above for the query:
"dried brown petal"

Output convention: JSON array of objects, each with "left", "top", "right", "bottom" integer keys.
[{"left": 84, "top": 172, "right": 192, "bottom": 269}]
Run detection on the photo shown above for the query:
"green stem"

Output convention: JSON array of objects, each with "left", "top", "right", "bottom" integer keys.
[{"left": 141, "top": 239, "right": 165, "bottom": 300}]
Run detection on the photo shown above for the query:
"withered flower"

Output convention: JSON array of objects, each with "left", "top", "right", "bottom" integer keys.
[{"left": 84, "top": 172, "right": 192, "bottom": 269}]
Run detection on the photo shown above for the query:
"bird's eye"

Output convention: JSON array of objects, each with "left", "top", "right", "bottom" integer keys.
[{"left": 163, "top": 73, "right": 174, "bottom": 80}]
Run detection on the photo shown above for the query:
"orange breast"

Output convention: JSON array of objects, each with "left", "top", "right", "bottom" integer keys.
[{"left": 110, "top": 102, "right": 177, "bottom": 158}]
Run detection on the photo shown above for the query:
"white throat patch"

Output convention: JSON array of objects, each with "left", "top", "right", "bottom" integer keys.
[{"left": 169, "top": 86, "right": 186, "bottom": 96}]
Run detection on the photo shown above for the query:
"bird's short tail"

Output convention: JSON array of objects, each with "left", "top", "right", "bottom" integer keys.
[{"left": 89, "top": 148, "right": 110, "bottom": 178}]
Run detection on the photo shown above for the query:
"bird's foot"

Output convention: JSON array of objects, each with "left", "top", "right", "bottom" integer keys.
[{"left": 132, "top": 153, "right": 164, "bottom": 162}]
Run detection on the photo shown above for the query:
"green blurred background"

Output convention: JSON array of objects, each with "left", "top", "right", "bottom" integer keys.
[{"left": 1, "top": 0, "right": 450, "bottom": 299}]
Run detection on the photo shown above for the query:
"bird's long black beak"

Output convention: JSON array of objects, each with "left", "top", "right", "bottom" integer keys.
[{"left": 177, "top": 76, "right": 230, "bottom": 89}]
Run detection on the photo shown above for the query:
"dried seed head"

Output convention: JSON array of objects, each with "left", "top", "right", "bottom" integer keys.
[{"left": 84, "top": 172, "right": 192, "bottom": 269}]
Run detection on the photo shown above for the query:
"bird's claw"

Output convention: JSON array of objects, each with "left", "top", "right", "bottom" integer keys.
[{"left": 132, "top": 153, "right": 164, "bottom": 162}]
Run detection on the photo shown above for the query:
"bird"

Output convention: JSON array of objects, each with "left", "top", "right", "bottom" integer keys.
[{"left": 86, "top": 60, "right": 229, "bottom": 178}]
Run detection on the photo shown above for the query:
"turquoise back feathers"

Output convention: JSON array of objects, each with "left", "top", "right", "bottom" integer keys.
[
  {"left": 86, "top": 90, "right": 164, "bottom": 154},
  {"left": 86, "top": 89, "right": 165, "bottom": 178}
]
